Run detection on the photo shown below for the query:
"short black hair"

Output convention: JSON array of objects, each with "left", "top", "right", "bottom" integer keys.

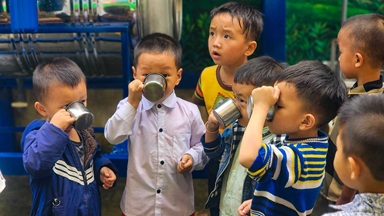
[
  {"left": 338, "top": 94, "right": 384, "bottom": 181},
  {"left": 276, "top": 60, "right": 347, "bottom": 127},
  {"left": 234, "top": 56, "right": 284, "bottom": 87},
  {"left": 210, "top": 1, "right": 263, "bottom": 41},
  {"left": 341, "top": 13, "right": 384, "bottom": 68},
  {"left": 32, "top": 57, "right": 85, "bottom": 102},
  {"left": 133, "top": 32, "right": 182, "bottom": 69}
]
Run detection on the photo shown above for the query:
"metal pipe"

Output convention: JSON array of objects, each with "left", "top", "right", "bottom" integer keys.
[{"left": 341, "top": 0, "right": 348, "bottom": 24}]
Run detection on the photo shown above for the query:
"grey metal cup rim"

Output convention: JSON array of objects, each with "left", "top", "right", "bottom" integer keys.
[
  {"left": 212, "top": 99, "right": 241, "bottom": 127},
  {"left": 65, "top": 101, "right": 94, "bottom": 131},
  {"left": 247, "top": 95, "right": 276, "bottom": 121},
  {"left": 143, "top": 73, "right": 167, "bottom": 102}
]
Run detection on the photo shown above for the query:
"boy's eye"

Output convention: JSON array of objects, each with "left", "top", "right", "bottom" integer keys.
[
  {"left": 209, "top": 32, "right": 214, "bottom": 36},
  {"left": 162, "top": 74, "right": 169, "bottom": 78},
  {"left": 234, "top": 97, "right": 246, "bottom": 104},
  {"left": 224, "top": 35, "right": 230, "bottom": 39}
]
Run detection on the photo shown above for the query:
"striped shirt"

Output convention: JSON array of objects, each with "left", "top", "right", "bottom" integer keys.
[{"left": 248, "top": 131, "right": 328, "bottom": 216}]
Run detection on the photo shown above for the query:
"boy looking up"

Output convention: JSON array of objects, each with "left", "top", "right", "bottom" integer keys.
[{"left": 191, "top": 3, "right": 263, "bottom": 215}]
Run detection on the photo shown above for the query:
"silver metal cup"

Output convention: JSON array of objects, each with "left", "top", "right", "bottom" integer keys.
[
  {"left": 212, "top": 98, "right": 241, "bottom": 127},
  {"left": 143, "top": 73, "right": 167, "bottom": 102},
  {"left": 66, "top": 101, "right": 94, "bottom": 131},
  {"left": 247, "top": 95, "right": 276, "bottom": 121}
]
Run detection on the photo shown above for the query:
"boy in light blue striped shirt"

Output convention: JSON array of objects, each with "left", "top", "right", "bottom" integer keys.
[{"left": 238, "top": 60, "right": 348, "bottom": 216}]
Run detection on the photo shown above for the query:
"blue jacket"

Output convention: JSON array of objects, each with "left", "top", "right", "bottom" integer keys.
[
  {"left": 201, "top": 125, "right": 256, "bottom": 210},
  {"left": 21, "top": 120, "right": 118, "bottom": 216}
]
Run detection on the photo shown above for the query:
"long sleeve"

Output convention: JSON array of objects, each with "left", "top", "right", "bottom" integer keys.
[
  {"left": 104, "top": 98, "right": 137, "bottom": 144},
  {"left": 185, "top": 107, "right": 208, "bottom": 171},
  {"left": 22, "top": 121, "right": 69, "bottom": 179}
]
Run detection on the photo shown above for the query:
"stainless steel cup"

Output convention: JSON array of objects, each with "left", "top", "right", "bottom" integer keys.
[
  {"left": 247, "top": 95, "right": 276, "bottom": 121},
  {"left": 212, "top": 98, "right": 241, "bottom": 127},
  {"left": 143, "top": 73, "right": 167, "bottom": 102},
  {"left": 66, "top": 101, "right": 94, "bottom": 131}
]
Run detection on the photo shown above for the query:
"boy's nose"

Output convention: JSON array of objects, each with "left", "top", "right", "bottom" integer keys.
[{"left": 213, "top": 39, "right": 221, "bottom": 48}]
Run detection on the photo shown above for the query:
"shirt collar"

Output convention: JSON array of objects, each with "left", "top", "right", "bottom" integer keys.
[
  {"left": 285, "top": 130, "right": 328, "bottom": 144},
  {"left": 350, "top": 76, "right": 383, "bottom": 95},
  {"left": 142, "top": 91, "right": 177, "bottom": 111}
]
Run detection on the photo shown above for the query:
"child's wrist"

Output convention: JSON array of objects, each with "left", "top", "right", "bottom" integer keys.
[{"left": 205, "top": 121, "right": 219, "bottom": 133}]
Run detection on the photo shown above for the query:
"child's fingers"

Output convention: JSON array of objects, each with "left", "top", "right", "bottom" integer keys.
[
  {"left": 273, "top": 85, "right": 281, "bottom": 100},
  {"left": 177, "top": 162, "right": 184, "bottom": 172},
  {"left": 185, "top": 158, "right": 193, "bottom": 167},
  {"left": 102, "top": 180, "right": 114, "bottom": 189}
]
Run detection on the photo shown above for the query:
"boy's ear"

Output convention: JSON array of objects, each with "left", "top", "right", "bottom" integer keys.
[
  {"left": 132, "top": 66, "right": 137, "bottom": 79},
  {"left": 34, "top": 101, "right": 47, "bottom": 117},
  {"left": 354, "top": 53, "right": 363, "bottom": 67},
  {"left": 176, "top": 68, "right": 183, "bottom": 85},
  {"left": 299, "top": 114, "right": 316, "bottom": 131},
  {"left": 244, "top": 41, "right": 257, "bottom": 57},
  {"left": 348, "top": 156, "right": 361, "bottom": 180}
]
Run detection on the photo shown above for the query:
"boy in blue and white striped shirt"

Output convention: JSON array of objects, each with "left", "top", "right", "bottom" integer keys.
[{"left": 238, "top": 60, "right": 348, "bottom": 216}]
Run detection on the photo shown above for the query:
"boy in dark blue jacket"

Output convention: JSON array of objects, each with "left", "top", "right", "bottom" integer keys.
[
  {"left": 202, "top": 56, "right": 284, "bottom": 215},
  {"left": 21, "top": 57, "right": 117, "bottom": 216}
]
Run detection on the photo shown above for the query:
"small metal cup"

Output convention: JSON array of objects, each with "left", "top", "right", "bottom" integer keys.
[
  {"left": 66, "top": 101, "right": 94, "bottom": 131},
  {"left": 143, "top": 73, "right": 167, "bottom": 102},
  {"left": 212, "top": 98, "right": 241, "bottom": 127},
  {"left": 247, "top": 95, "right": 276, "bottom": 121}
]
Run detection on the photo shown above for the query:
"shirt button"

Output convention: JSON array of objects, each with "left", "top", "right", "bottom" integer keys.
[
  {"left": 52, "top": 198, "right": 61, "bottom": 206},
  {"left": 159, "top": 128, "right": 163, "bottom": 132},
  {"left": 157, "top": 189, "right": 161, "bottom": 194},
  {"left": 157, "top": 104, "right": 162, "bottom": 108},
  {"left": 160, "top": 161, "right": 164, "bottom": 165}
]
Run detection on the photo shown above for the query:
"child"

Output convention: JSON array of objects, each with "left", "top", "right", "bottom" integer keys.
[
  {"left": 21, "top": 57, "right": 118, "bottom": 215},
  {"left": 323, "top": 94, "right": 384, "bottom": 215},
  {"left": 104, "top": 32, "right": 208, "bottom": 216},
  {"left": 191, "top": 3, "right": 263, "bottom": 214},
  {"left": 202, "top": 56, "right": 284, "bottom": 215},
  {"left": 191, "top": 1, "right": 263, "bottom": 111},
  {"left": 238, "top": 60, "right": 348, "bottom": 215},
  {"left": 315, "top": 13, "right": 384, "bottom": 213}
]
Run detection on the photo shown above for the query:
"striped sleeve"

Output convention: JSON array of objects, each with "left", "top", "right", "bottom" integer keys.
[
  {"left": 246, "top": 143, "right": 303, "bottom": 187},
  {"left": 247, "top": 143, "right": 327, "bottom": 188},
  {"left": 191, "top": 76, "right": 205, "bottom": 106}
]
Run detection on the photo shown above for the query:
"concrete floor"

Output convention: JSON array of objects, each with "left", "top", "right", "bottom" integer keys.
[{"left": 0, "top": 176, "right": 209, "bottom": 216}]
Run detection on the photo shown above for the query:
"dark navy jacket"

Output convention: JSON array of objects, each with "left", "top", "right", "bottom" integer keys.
[{"left": 21, "top": 120, "right": 118, "bottom": 216}]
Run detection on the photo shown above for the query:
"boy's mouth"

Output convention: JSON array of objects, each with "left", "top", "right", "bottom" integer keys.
[{"left": 211, "top": 51, "right": 221, "bottom": 58}]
